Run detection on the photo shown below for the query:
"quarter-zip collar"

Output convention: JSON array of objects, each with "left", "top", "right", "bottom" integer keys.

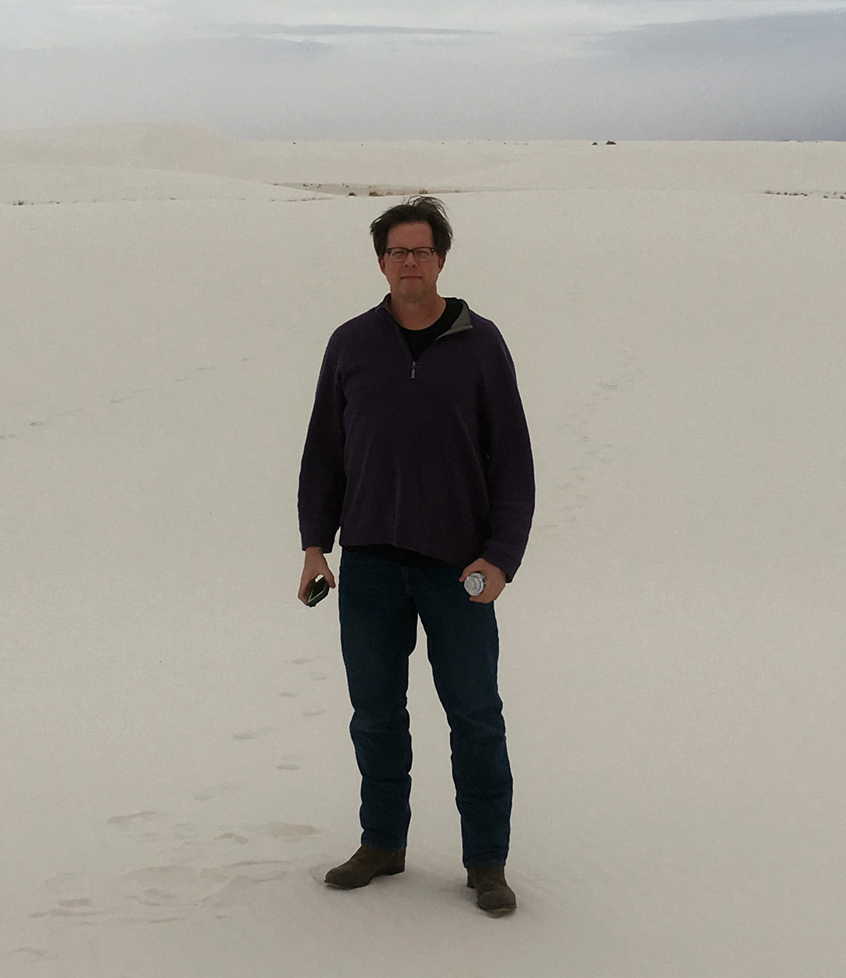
[
  {"left": 379, "top": 294, "right": 474, "bottom": 340},
  {"left": 380, "top": 295, "right": 472, "bottom": 379}
]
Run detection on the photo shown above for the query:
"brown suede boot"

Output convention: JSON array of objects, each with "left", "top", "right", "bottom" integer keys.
[
  {"left": 466, "top": 865, "right": 517, "bottom": 916},
  {"left": 324, "top": 845, "right": 406, "bottom": 889}
]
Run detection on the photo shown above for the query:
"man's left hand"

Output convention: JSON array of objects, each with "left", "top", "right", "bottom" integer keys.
[{"left": 459, "top": 559, "right": 506, "bottom": 604}]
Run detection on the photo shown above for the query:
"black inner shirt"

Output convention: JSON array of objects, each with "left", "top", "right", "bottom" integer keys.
[{"left": 398, "top": 297, "right": 462, "bottom": 362}]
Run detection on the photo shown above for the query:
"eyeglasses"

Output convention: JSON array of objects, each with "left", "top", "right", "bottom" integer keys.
[{"left": 384, "top": 247, "right": 437, "bottom": 262}]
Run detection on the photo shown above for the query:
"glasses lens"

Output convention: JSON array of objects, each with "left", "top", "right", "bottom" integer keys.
[{"left": 386, "top": 248, "right": 435, "bottom": 262}]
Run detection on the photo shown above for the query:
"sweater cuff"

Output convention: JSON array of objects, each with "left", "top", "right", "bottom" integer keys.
[{"left": 480, "top": 547, "right": 519, "bottom": 583}]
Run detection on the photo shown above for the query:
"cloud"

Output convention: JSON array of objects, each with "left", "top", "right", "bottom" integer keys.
[
  {"left": 578, "top": 8, "right": 846, "bottom": 139},
  {"left": 0, "top": 37, "right": 329, "bottom": 132},
  {"left": 2, "top": 5, "right": 845, "bottom": 139},
  {"left": 594, "top": 7, "right": 846, "bottom": 62},
  {"left": 7, "top": 1, "right": 846, "bottom": 51},
  {"left": 214, "top": 24, "right": 488, "bottom": 38}
]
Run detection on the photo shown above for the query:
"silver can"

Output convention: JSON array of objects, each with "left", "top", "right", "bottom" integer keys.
[{"left": 464, "top": 571, "right": 486, "bottom": 596}]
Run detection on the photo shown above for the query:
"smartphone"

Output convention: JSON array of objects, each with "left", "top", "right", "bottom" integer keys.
[{"left": 306, "top": 575, "right": 330, "bottom": 608}]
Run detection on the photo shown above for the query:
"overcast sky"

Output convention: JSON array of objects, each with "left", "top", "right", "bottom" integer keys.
[{"left": 2, "top": 1, "right": 846, "bottom": 139}]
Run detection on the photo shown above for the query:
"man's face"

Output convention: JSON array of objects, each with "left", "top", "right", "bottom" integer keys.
[{"left": 378, "top": 222, "right": 446, "bottom": 302}]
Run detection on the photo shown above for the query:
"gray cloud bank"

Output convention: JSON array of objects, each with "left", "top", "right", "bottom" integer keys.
[
  {"left": 215, "top": 24, "right": 487, "bottom": 37},
  {"left": 2, "top": 9, "right": 845, "bottom": 139}
]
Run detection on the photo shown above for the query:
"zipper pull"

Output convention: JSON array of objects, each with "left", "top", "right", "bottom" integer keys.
[{"left": 410, "top": 361, "right": 417, "bottom": 379}]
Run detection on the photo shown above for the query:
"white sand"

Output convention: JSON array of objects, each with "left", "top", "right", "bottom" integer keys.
[{"left": 1, "top": 125, "right": 845, "bottom": 978}]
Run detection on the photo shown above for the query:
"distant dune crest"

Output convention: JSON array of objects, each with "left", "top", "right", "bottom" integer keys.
[{"left": 2, "top": 124, "right": 845, "bottom": 196}]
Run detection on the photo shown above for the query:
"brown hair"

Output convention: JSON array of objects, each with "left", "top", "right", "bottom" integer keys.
[{"left": 370, "top": 196, "right": 453, "bottom": 258}]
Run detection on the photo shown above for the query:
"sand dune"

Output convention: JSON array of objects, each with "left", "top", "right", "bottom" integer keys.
[
  {"left": 0, "top": 164, "right": 322, "bottom": 206},
  {"left": 2, "top": 126, "right": 845, "bottom": 978},
  {"left": 4, "top": 123, "right": 846, "bottom": 192}
]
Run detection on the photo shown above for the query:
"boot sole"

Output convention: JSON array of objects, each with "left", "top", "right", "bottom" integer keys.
[
  {"left": 480, "top": 903, "right": 516, "bottom": 917},
  {"left": 324, "top": 866, "right": 405, "bottom": 889}
]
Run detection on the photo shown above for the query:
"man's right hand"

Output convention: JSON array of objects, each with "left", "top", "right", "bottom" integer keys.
[{"left": 297, "top": 547, "right": 337, "bottom": 605}]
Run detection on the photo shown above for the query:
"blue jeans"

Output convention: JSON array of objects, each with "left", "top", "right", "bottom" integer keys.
[{"left": 338, "top": 549, "right": 512, "bottom": 868}]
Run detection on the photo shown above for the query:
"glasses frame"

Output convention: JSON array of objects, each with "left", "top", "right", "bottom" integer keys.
[{"left": 383, "top": 247, "right": 438, "bottom": 263}]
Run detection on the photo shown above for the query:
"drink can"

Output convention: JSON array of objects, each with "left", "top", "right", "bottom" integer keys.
[{"left": 464, "top": 572, "right": 486, "bottom": 596}]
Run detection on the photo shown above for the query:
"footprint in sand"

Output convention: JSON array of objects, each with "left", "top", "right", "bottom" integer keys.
[
  {"left": 120, "top": 858, "right": 293, "bottom": 919},
  {"left": 173, "top": 823, "right": 201, "bottom": 842},
  {"left": 213, "top": 830, "right": 250, "bottom": 844},
  {"left": 126, "top": 865, "right": 198, "bottom": 892},
  {"left": 106, "top": 810, "right": 165, "bottom": 830},
  {"left": 8, "top": 947, "right": 60, "bottom": 962},
  {"left": 122, "top": 865, "right": 212, "bottom": 917},
  {"left": 203, "top": 860, "right": 292, "bottom": 884},
  {"left": 193, "top": 782, "right": 243, "bottom": 801},
  {"left": 30, "top": 874, "right": 108, "bottom": 928},
  {"left": 29, "top": 905, "right": 103, "bottom": 922},
  {"left": 44, "top": 871, "right": 87, "bottom": 896},
  {"left": 197, "top": 862, "right": 293, "bottom": 913},
  {"left": 276, "top": 754, "right": 304, "bottom": 771},
  {"left": 106, "top": 810, "right": 167, "bottom": 842},
  {"left": 245, "top": 822, "right": 320, "bottom": 842},
  {"left": 32, "top": 830, "right": 305, "bottom": 930},
  {"left": 34, "top": 872, "right": 112, "bottom": 929},
  {"left": 232, "top": 727, "right": 279, "bottom": 742}
]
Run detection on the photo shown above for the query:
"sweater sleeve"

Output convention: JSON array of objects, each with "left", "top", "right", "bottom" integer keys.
[
  {"left": 297, "top": 334, "right": 346, "bottom": 552},
  {"left": 478, "top": 334, "right": 535, "bottom": 581}
]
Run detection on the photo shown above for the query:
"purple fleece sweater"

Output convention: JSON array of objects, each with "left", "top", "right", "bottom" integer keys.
[{"left": 298, "top": 298, "right": 534, "bottom": 580}]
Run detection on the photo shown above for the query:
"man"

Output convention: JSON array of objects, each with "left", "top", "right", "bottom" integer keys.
[{"left": 297, "top": 196, "right": 534, "bottom": 916}]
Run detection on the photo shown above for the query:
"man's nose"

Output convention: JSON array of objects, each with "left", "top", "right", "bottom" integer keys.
[{"left": 402, "top": 251, "right": 419, "bottom": 265}]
